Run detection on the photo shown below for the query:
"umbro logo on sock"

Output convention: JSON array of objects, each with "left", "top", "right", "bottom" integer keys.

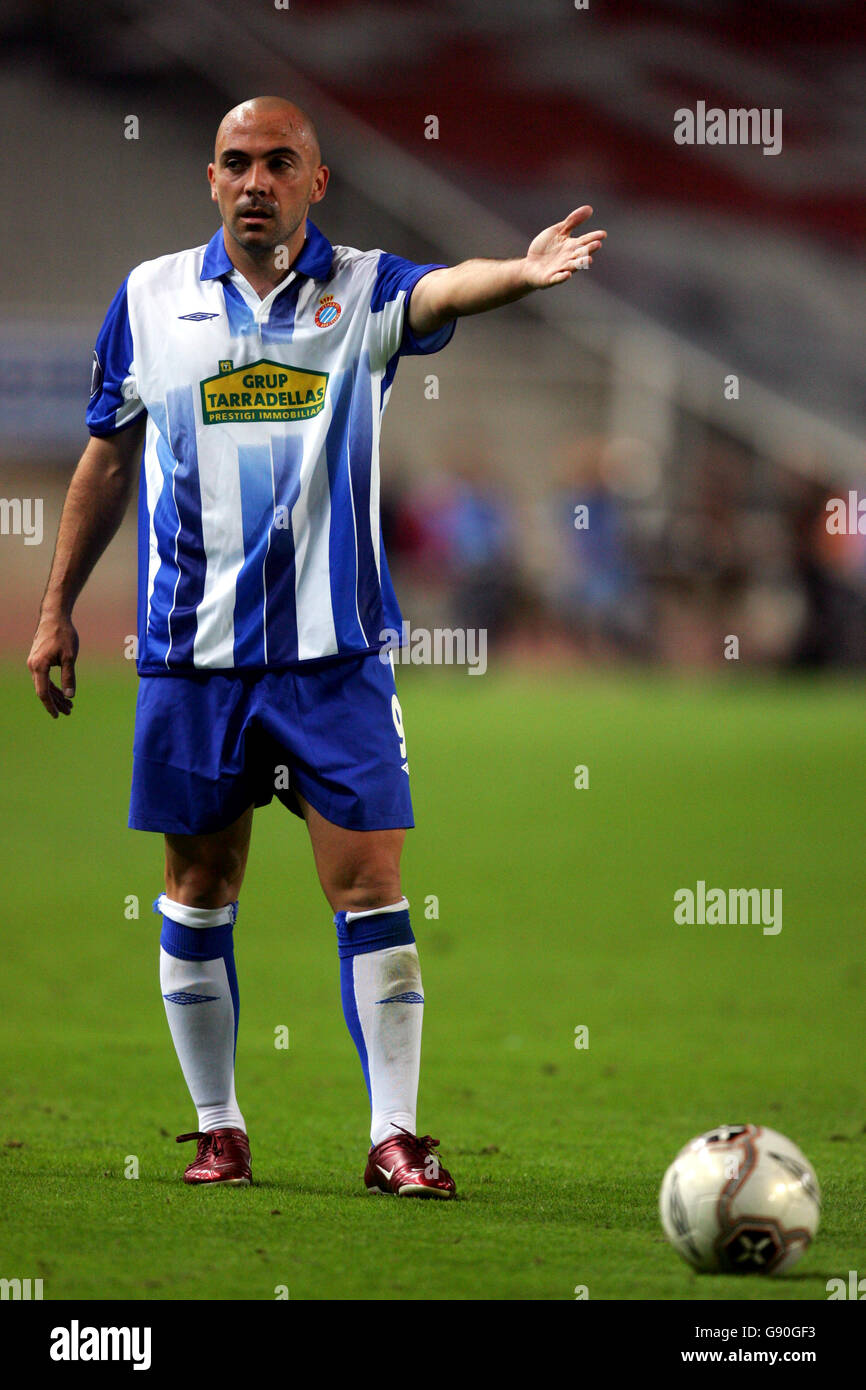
[
  {"left": 375, "top": 991, "right": 424, "bottom": 1004},
  {"left": 163, "top": 991, "right": 220, "bottom": 1004}
]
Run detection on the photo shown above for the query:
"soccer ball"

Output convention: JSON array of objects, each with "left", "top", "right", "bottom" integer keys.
[{"left": 659, "top": 1125, "right": 821, "bottom": 1275}]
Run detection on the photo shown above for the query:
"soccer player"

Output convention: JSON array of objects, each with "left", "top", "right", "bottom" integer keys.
[{"left": 27, "top": 97, "right": 606, "bottom": 1194}]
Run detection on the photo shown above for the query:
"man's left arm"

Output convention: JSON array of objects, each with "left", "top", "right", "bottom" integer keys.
[{"left": 409, "top": 205, "right": 607, "bottom": 336}]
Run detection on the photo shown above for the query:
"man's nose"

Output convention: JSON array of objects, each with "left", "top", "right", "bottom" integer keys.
[{"left": 243, "top": 161, "right": 270, "bottom": 195}]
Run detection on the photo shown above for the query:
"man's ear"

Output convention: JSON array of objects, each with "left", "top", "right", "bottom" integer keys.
[
  {"left": 309, "top": 166, "right": 329, "bottom": 206},
  {"left": 207, "top": 163, "right": 218, "bottom": 202}
]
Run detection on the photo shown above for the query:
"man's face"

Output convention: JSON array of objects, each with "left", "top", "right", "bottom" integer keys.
[{"left": 208, "top": 108, "right": 328, "bottom": 258}]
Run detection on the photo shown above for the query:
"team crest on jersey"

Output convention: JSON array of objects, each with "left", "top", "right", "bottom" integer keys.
[
  {"left": 200, "top": 358, "right": 328, "bottom": 424},
  {"left": 314, "top": 294, "right": 342, "bottom": 328}
]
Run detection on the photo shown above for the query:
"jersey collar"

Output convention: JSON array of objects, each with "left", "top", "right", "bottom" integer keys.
[{"left": 200, "top": 218, "right": 333, "bottom": 282}]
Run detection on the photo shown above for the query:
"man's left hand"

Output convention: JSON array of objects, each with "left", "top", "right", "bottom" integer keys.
[{"left": 523, "top": 206, "right": 607, "bottom": 288}]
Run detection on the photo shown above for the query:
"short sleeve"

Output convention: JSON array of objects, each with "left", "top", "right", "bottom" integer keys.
[
  {"left": 86, "top": 278, "right": 145, "bottom": 436},
  {"left": 369, "top": 252, "right": 456, "bottom": 366}
]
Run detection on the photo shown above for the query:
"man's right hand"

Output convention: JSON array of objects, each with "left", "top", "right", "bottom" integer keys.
[
  {"left": 24, "top": 422, "right": 145, "bottom": 720},
  {"left": 27, "top": 612, "right": 80, "bottom": 718}
]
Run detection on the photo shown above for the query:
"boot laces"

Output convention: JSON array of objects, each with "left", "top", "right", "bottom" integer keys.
[
  {"left": 176, "top": 1131, "right": 224, "bottom": 1157},
  {"left": 390, "top": 1125, "right": 440, "bottom": 1157}
]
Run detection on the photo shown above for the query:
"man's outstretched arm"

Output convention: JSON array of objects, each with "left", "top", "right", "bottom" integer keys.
[
  {"left": 408, "top": 205, "right": 607, "bottom": 335},
  {"left": 27, "top": 416, "right": 146, "bottom": 718}
]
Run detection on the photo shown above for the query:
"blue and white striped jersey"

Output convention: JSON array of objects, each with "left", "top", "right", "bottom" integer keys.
[{"left": 86, "top": 219, "right": 454, "bottom": 672}]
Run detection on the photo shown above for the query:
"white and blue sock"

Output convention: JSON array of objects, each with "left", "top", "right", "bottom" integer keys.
[
  {"left": 156, "top": 894, "right": 246, "bottom": 1135},
  {"left": 335, "top": 898, "right": 425, "bottom": 1146}
]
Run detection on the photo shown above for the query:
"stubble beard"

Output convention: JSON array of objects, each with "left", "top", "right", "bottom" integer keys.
[{"left": 229, "top": 205, "right": 306, "bottom": 265}]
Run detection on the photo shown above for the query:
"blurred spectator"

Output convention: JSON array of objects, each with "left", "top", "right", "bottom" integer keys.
[
  {"left": 787, "top": 475, "right": 866, "bottom": 667},
  {"left": 383, "top": 447, "right": 527, "bottom": 643},
  {"left": 543, "top": 435, "right": 652, "bottom": 658}
]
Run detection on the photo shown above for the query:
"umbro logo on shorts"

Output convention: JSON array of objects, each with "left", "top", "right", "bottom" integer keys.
[
  {"left": 178, "top": 312, "right": 220, "bottom": 321},
  {"left": 162, "top": 990, "right": 220, "bottom": 1004},
  {"left": 375, "top": 991, "right": 425, "bottom": 1005}
]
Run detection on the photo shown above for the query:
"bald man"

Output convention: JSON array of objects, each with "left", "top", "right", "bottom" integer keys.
[{"left": 28, "top": 96, "right": 606, "bottom": 1195}]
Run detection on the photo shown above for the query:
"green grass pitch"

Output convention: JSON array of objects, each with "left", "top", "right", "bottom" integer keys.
[{"left": 1, "top": 660, "right": 863, "bottom": 1300}]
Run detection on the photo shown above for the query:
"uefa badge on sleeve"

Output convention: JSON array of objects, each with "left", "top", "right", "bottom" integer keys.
[{"left": 90, "top": 349, "right": 103, "bottom": 399}]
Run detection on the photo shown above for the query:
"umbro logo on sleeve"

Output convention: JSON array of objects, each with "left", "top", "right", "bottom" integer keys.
[{"left": 178, "top": 312, "right": 221, "bottom": 321}]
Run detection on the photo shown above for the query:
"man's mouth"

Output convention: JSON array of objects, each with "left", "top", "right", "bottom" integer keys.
[{"left": 239, "top": 208, "right": 273, "bottom": 223}]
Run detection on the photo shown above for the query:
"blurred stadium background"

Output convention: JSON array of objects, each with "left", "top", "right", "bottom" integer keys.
[{"left": 2, "top": 0, "right": 864, "bottom": 670}]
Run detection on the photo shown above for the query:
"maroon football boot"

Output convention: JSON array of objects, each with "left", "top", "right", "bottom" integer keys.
[
  {"left": 176, "top": 1128, "right": 252, "bottom": 1185},
  {"left": 364, "top": 1125, "right": 456, "bottom": 1198}
]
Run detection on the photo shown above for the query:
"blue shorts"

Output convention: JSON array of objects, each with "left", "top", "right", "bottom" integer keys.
[{"left": 129, "top": 651, "right": 414, "bottom": 835}]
